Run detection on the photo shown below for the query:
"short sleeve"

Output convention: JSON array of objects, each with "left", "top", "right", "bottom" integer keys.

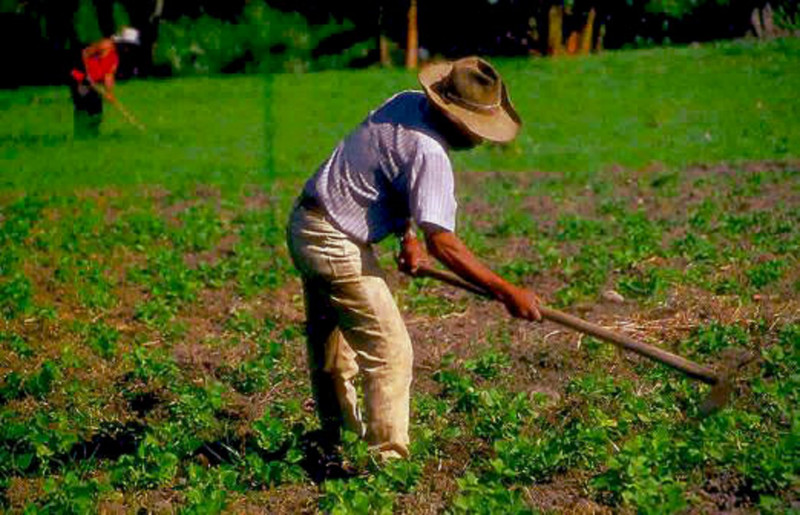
[{"left": 407, "top": 137, "right": 458, "bottom": 232}]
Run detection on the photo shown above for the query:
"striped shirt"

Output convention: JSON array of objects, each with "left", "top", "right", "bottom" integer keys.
[{"left": 302, "top": 91, "right": 458, "bottom": 244}]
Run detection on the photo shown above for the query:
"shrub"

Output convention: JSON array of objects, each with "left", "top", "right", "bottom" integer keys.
[{"left": 154, "top": 1, "right": 355, "bottom": 76}]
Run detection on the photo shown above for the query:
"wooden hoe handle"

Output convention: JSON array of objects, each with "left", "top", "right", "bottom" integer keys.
[
  {"left": 89, "top": 83, "right": 147, "bottom": 132},
  {"left": 412, "top": 265, "right": 720, "bottom": 386}
]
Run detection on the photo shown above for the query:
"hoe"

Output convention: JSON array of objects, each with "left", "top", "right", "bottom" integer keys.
[
  {"left": 410, "top": 264, "right": 752, "bottom": 415},
  {"left": 90, "top": 83, "right": 147, "bottom": 132}
]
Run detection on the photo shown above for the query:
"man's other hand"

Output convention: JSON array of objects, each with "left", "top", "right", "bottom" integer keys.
[
  {"left": 499, "top": 285, "right": 542, "bottom": 322},
  {"left": 397, "top": 234, "right": 428, "bottom": 275}
]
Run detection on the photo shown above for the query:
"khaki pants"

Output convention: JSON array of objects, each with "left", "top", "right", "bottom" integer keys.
[{"left": 286, "top": 204, "right": 412, "bottom": 458}]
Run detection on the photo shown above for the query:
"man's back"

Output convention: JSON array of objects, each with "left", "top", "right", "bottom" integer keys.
[{"left": 303, "top": 91, "right": 457, "bottom": 244}]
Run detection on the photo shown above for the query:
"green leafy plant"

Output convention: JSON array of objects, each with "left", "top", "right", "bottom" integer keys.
[
  {"left": 319, "top": 475, "right": 395, "bottom": 515},
  {"left": 172, "top": 204, "right": 225, "bottom": 252},
  {"left": 617, "top": 266, "right": 670, "bottom": 299},
  {"left": 181, "top": 464, "right": 240, "bottom": 514},
  {"left": 745, "top": 259, "right": 787, "bottom": 289},
  {"left": 82, "top": 322, "right": 120, "bottom": 359},
  {"left": 0, "top": 272, "right": 33, "bottom": 319},
  {"left": 1, "top": 360, "right": 60, "bottom": 402},
  {"left": 111, "top": 433, "right": 180, "bottom": 489},
  {"left": 450, "top": 473, "right": 533, "bottom": 514},
  {"left": 1, "top": 331, "right": 33, "bottom": 358},
  {"left": 0, "top": 195, "right": 47, "bottom": 246},
  {"left": 684, "top": 322, "right": 750, "bottom": 356},
  {"left": 32, "top": 471, "right": 109, "bottom": 514},
  {"left": 464, "top": 350, "right": 511, "bottom": 380}
]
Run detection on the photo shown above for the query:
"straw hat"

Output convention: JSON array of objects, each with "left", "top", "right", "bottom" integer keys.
[{"left": 419, "top": 56, "right": 521, "bottom": 143}]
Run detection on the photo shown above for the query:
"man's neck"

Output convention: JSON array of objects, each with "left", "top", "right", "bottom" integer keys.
[{"left": 423, "top": 102, "right": 480, "bottom": 151}]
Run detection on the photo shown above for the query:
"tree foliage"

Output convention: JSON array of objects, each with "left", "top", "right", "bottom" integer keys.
[{"left": 1, "top": 0, "right": 798, "bottom": 86}]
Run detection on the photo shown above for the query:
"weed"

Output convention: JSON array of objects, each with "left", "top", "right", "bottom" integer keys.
[
  {"left": 554, "top": 244, "right": 611, "bottom": 305},
  {"left": 230, "top": 242, "right": 288, "bottom": 296},
  {"left": 434, "top": 358, "right": 535, "bottom": 441},
  {"left": 0, "top": 331, "right": 33, "bottom": 358},
  {"left": 134, "top": 297, "right": 176, "bottom": 326},
  {"left": 225, "top": 309, "right": 260, "bottom": 336},
  {"left": 617, "top": 266, "right": 671, "bottom": 299},
  {"left": 112, "top": 210, "right": 168, "bottom": 249},
  {"left": 464, "top": 350, "right": 511, "bottom": 380},
  {"left": 403, "top": 277, "right": 469, "bottom": 317},
  {"left": 243, "top": 452, "right": 304, "bottom": 489},
  {"left": 252, "top": 411, "right": 294, "bottom": 455},
  {"left": 0, "top": 272, "right": 33, "bottom": 319},
  {"left": 591, "top": 430, "right": 688, "bottom": 514},
  {"left": 54, "top": 256, "right": 116, "bottom": 310},
  {"left": 752, "top": 323, "right": 799, "bottom": 419},
  {"left": 168, "top": 381, "right": 228, "bottom": 452},
  {"left": 219, "top": 340, "right": 280, "bottom": 395},
  {"left": 1, "top": 360, "right": 60, "bottom": 403},
  {"left": 614, "top": 210, "right": 663, "bottom": 265},
  {"left": 555, "top": 214, "right": 606, "bottom": 242},
  {"left": 720, "top": 211, "right": 767, "bottom": 237},
  {"left": 450, "top": 473, "right": 534, "bottom": 514},
  {"left": 0, "top": 195, "right": 47, "bottom": 245},
  {"left": 319, "top": 476, "right": 395, "bottom": 515},
  {"left": 683, "top": 322, "right": 750, "bottom": 356},
  {"left": 77, "top": 321, "right": 120, "bottom": 360},
  {"left": 32, "top": 471, "right": 108, "bottom": 514},
  {"left": 110, "top": 433, "right": 180, "bottom": 489},
  {"left": 735, "top": 413, "right": 800, "bottom": 493},
  {"left": 182, "top": 464, "right": 240, "bottom": 514},
  {"left": 670, "top": 232, "right": 717, "bottom": 262},
  {"left": 499, "top": 258, "right": 542, "bottom": 284},
  {"left": 126, "top": 345, "right": 179, "bottom": 384},
  {"left": 688, "top": 198, "right": 718, "bottom": 231},
  {"left": 2, "top": 409, "right": 81, "bottom": 470},
  {"left": 409, "top": 394, "right": 463, "bottom": 459},
  {"left": 489, "top": 210, "right": 538, "bottom": 238},
  {"left": 0, "top": 246, "right": 21, "bottom": 277},
  {"left": 745, "top": 259, "right": 787, "bottom": 289},
  {"left": 472, "top": 390, "right": 533, "bottom": 441},
  {"left": 172, "top": 204, "right": 225, "bottom": 252},
  {"left": 317, "top": 432, "right": 421, "bottom": 513},
  {"left": 490, "top": 436, "right": 571, "bottom": 483}
]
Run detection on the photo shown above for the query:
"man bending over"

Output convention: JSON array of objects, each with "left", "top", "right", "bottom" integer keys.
[{"left": 287, "top": 57, "right": 542, "bottom": 463}]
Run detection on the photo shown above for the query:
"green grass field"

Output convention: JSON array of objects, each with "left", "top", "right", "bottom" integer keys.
[
  {"left": 1, "top": 38, "right": 798, "bottom": 192},
  {"left": 0, "top": 39, "right": 799, "bottom": 513}
]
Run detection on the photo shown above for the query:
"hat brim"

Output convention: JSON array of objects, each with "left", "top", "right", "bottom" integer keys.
[{"left": 419, "top": 61, "right": 521, "bottom": 143}]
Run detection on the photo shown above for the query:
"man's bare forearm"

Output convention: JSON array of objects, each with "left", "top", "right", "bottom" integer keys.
[
  {"left": 423, "top": 228, "right": 542, "bottom": 321},
  {"left": 424, "top": 230, "right": 513, "bottom": 301}
]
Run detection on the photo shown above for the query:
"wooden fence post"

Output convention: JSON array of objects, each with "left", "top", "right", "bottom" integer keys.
[
  {"left": 548, "top": 4, "right": 564, "bottom": 56},
  {"left": 579, "top": 8, "right": 596, "bottom": 55},
  {"left": 405, "top": 0, "right": 418, "bottom": 69}
]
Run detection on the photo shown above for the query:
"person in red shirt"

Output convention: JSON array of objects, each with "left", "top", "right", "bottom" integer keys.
[
  {"left": 69, "top": 38, "right": 118, "bottom": 138},
  {"left": 69, "top": 29, "right": 138, "bottom": 138}
]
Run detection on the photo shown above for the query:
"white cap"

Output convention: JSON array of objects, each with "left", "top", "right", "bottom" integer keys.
[{"left": 112, "top": 27, "right": 140, "bottom": 45}]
